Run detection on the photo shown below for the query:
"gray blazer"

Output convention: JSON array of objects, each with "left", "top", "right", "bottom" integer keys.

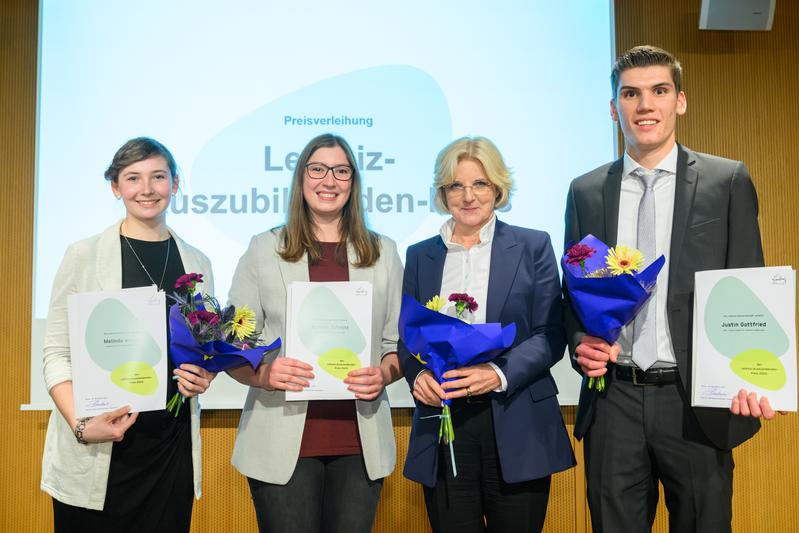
[
  {"left": 565, "top": 145, "right": 763, "bottom": 449},
  {"left": 40, "top": 221, "right": 213, "bottom": 510},
  {"left": 229, "top": 229, "right": 403, "bottom": 484}
]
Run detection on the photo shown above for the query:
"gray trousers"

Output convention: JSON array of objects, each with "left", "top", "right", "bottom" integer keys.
[
  {"left": 247, "top": 455, "right": 383, "bottom": 533},
  {"left": 584, "top": 377, "right": 733, "bottom": 533}
]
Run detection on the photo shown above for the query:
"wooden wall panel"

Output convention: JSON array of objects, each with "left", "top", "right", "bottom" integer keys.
[
  {"left": 613, "top": 2, "right": 799, "bottom": 532},
  {"left": 1, "top": 0, "right": 796, "bottom": 531}
]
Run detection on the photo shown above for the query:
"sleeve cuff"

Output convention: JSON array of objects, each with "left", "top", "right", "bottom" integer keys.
[
  {"left": 487, "top": 362, "right": 507, "bottom": 392},
  {"left": 412, "top": 369, "right": 427, "bottom": 391}
]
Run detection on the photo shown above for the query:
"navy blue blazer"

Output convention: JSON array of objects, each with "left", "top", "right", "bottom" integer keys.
[{"left": 398, "top": 219, "right": 576, "bottom": 487}]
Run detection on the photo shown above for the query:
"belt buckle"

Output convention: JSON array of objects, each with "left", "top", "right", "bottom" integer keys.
[{"left": 632, "top": 367, "right": 643, "bottom": 386}]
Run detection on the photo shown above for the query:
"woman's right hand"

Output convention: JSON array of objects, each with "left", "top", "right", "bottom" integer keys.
[
  {"left": 256, "top": 357, "right": 314, "bottom": 391},
  {"left": 77, "top": 405, "right": 139, "bottom": 443},
  {"left": 412, "top": 370, "right": 446, "bottom": 407}
]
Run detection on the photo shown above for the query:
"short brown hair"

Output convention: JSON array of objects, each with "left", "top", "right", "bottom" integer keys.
[
  {"left": 611, "top": 45, "right": 682, "bottom": 98},
  {"left": 104, "top": 137, "right": 178, "bottom": 182}
]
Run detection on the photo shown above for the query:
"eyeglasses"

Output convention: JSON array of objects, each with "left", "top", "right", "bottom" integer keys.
[
  {"left": 443, "top": 180, "right": 494, "bottom": 198},
  {"left": 305, "top": 163, "right": 354, "bottom": 181}
]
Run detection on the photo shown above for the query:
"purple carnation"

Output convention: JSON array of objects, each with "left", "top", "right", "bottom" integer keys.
[
  {"left": 566, "top": 243, "right": 595, "bottom": 266},
  {"left": 187, "top": 309, "right": 219, "bottom": 327},
  {"left": 175, "top": 272, "right": 204, "bottom": 290},
  {"left": 448, "top": 293, "right": 478, "bottom": 313}
]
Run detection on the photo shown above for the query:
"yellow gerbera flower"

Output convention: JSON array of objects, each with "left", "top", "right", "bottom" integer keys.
[
  {"left": 425, "top": 295, "right": 445, "bottom": 311},
  {"left": 606, "top": 245, "right": 644, "bottom": 275},
  {"left": 228, "top": 305, "right": 256, "bottom": 340}
]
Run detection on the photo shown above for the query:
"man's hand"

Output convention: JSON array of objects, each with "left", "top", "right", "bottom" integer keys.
[
  {"left": 730, "top": 389, "right": 784, "bottom": 420},
  {"left": 575, "top": 335, "right": 620, "bottom": 377}
]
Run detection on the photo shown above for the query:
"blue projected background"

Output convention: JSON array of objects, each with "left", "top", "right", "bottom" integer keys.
[{"left": 30, "top": 0, "right": 616, "bottom": 408}]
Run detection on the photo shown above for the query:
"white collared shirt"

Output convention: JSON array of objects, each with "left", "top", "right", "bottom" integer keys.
[
  {"left": 437, "top": 215, "right": 496, "bottom": 323},
  {"left": 437, "top": 214, "right": 507, "bottom": 390},
  {"left": 616, "top": 143, "right": 678, "bottom": 367}
]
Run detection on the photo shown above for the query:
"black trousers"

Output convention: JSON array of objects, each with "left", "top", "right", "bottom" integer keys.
[
  {"left": 52, "top": 493, "right": 192, "bottom": 533},
  {"left": 423, "top": 399, "right": 552, "bottom": 533},
  {"left": 584, "top": 378, "right": 734, "bottom": 533},
  {"left": 247, "top": 455, "right": 383, "bottom": 533}
]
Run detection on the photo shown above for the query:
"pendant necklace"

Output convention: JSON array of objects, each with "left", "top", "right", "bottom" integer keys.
[{"left": 122, "top": 232, "right": 171, "bottom": 291}]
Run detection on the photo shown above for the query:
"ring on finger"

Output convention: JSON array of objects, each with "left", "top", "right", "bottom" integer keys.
[{"left": 466, "top": 386, "right": 472, "bottom": 398}]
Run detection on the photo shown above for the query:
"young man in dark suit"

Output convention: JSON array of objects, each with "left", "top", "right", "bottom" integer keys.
[{"left": 564, "top": 45, "right": 776, "bottom": 533}]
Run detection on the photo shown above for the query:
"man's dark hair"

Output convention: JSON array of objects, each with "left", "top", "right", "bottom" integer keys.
[{"left": 611, "top": 45, "right": 682, "bottom": 98}]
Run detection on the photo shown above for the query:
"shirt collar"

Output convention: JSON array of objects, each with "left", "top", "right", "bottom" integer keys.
[
  {"left": 439, "top": 214, "right": 497, "bottom": 249},
  {"left": 623, "top": 143, "right": 678, "bottom": 178}
]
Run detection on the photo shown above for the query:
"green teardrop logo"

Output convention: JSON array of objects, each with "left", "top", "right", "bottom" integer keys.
[
  {"left": 298, "top": 286, "right": 366, "bottom": 356},
  {"left": 730, "top": 349, "right": 786, "bottom": 391},
  {"left": 110, "top": 361, "right": 159, "bottom": 395},
  {"left": 85, "top": 298, "right": 163, "bottom": 370},
  {"left": 704, "top": 277, "right": 789, "bottom": 359}
]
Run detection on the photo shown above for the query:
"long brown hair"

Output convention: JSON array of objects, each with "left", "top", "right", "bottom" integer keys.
[{"left": 279, "top": 133, "right": 380, "bottom": 267}]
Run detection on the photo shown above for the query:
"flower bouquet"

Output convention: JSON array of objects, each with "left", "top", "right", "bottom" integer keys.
[
  {"left": 167, "top": 273, "right": 281, "bottom": 415},
  {"left": 562, "top": 234, "right": 665, "bottom": 391},
  {"left": 398, "top": 293, "right": 516, "bottom": 476}
]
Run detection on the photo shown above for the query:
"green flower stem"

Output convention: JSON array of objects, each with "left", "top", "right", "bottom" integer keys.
[
  {"left": 438, "top": 404, "right": 457, "bottom": 477},
  {"left": 166, "top": 391, "right": 185, "bottom": 417},
  {"left": 439, "top": 404, "right": 455, "bottom": 444},
  {"left": 587, "top": 375, "right": 605, "bottom": 392}
]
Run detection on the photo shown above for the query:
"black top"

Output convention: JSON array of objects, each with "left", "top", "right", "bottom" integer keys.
[{"left": 104, "top": 236, "right": 193, "bottom": 526}]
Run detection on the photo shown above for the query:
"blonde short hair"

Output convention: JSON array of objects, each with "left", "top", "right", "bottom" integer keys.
[{"left": 432, "top": 136, "right": 513, "bottom": 213}]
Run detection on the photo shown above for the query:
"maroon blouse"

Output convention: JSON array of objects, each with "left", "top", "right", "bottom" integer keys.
[{"left": 298, "top": 242, "right": 362, "bottom": 457}]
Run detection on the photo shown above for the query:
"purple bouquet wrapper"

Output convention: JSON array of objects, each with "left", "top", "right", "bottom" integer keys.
[
  {"left": 562, "top": 234, "right": 665, "bottom": 343},
  {"left": 398, "top": 294, "right": 516, "bottom": 405},
  {"left": 168, "top": 303, "right": 281, "bottom": 373}
]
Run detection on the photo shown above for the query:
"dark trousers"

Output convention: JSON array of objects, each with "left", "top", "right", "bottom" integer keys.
[
  {"left": 423, "top": 399, "right": 552, "bottom": 533},
  {"left": 584, "top": 378, "right": 734, "bottom": 533},
  {"left": 52, "top": 496, "right": 192, "bottom": 533},
  {"left": 247, "top": 454, "right": 383, "bottom": 533}
]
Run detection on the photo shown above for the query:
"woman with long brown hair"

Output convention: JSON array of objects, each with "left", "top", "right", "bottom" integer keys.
[{"left": 227, "top": 133, "right": 403, "bottom": 533}]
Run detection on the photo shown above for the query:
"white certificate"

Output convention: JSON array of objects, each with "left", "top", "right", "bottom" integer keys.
[
  {"left": 68, "top": 286, "right": 167, "bottom": 416},
  {"left": 285, "top": 281, "right": 373, "bottom": 401},
  {"left": 692, "top": 266, "right": 797, "bottom": 411}
]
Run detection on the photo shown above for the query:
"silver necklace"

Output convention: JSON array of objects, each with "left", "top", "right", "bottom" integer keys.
[{"left": 122, "top": 233, "right": 171, "bottom": 291}]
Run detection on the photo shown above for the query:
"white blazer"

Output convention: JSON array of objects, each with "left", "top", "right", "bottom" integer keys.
[
  {"left": 40, "top": 221, "right": 214, "bottom": 511},
  {"left": 229, "top": 229, "right": 403, "bottom": 484}
]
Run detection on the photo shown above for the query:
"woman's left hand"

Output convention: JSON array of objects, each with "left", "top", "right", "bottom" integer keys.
[
  {"left": 174, "top": 364, "right": 217, "bottom": 398},
  {"left": 345, "top": 367, "right": 386, "bottom": 401},
  {"left": 441, "top": 363, "right": 501, "bottom": 399}
]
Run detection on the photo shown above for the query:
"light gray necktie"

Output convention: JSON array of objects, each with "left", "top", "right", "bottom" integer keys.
[{"left": 631, "top": 168, "right": 662, "bottom": 371}]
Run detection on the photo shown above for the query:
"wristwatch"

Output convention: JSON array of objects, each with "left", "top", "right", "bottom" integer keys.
[{"left": 74, "top": 417, "right": 91, "bottom": 444}]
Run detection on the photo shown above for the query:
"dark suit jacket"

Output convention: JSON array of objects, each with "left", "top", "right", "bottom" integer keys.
[
  {"left": 564, "top": 144, "right": 763, "bottom": 450},
  {"left": 398, "top": 219, "right": 576, "bottom": 487}
]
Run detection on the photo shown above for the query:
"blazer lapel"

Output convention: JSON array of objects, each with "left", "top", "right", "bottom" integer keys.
[
  {"left": 486, "top": 220, "right": 522, "bottom": 323},
  {"left": 96, "top": 221, "right": 123, "bottom": 290},
  {"left": 419, "top": 237, "right": 447, "bottom": 301},
  {"left": 278, "top": 249, "right": 310, "bottom": 286},
  {"left": 667, "top": 145, "right": 698, "bottom": 292},
  {"left": 347, "top": 242, "right": 374, "bottom": 286},
  {"left": 602, "top": 159, "right": 623, "bottom": 246}
]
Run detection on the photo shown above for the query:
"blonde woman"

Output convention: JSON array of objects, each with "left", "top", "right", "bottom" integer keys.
[{"left": 399, "top": 136, "right": 575, "bottom": 532}]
